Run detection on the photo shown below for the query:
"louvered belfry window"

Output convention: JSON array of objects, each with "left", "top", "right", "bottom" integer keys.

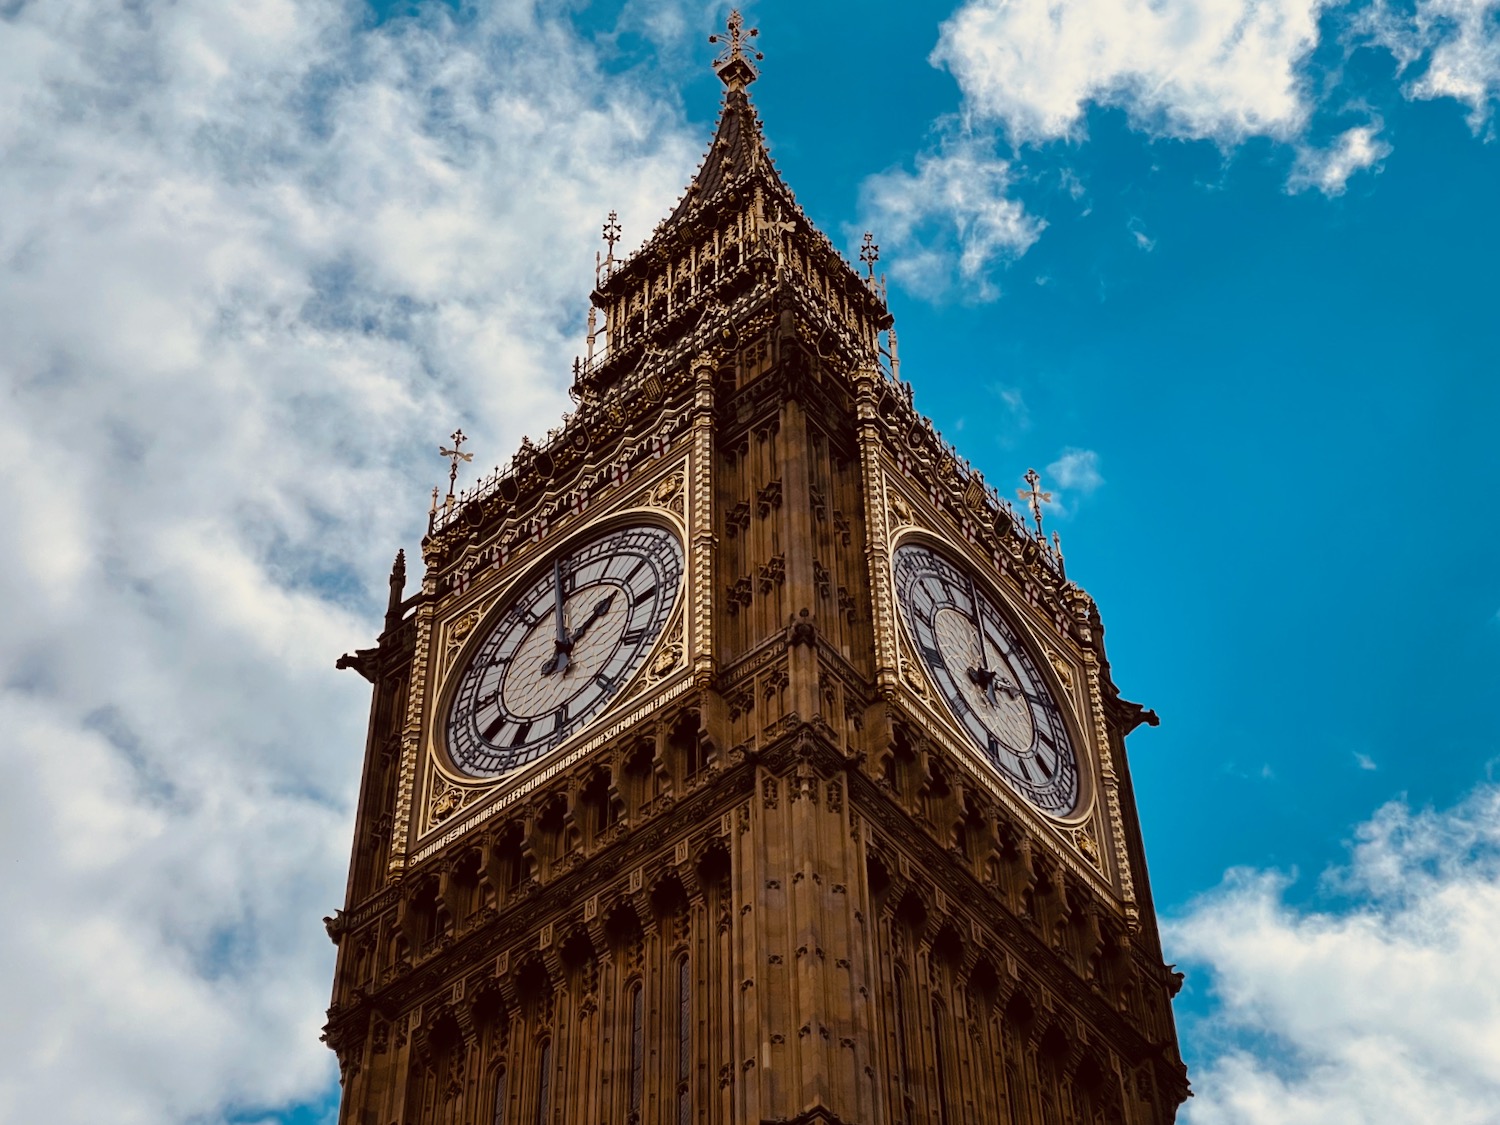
[
  {"left": 677, "top": 956, "right": 692, "bottom": 1125},
  {"left": 629, "top": 982, "right": 644, "bottom": 1120}
]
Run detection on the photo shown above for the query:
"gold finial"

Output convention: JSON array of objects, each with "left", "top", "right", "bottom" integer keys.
[
  {"left": 859, "top": 231, "right": 880, "bottom": 279},
  {"left": 1018, "top": 467, "right": 1053, "bottom": 538},
  {"left": 597, "top": 211, "right": 622, "bottom": 285},
  {"left": 439, "top": 428, "right": 473, "bottom": 500},
  {"left": 709, "top": 9, "right": 762, "bottom": 88}
]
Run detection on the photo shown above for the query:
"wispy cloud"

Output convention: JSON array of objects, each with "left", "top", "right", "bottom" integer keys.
[
  {"left": 1047, "top": 447, "right": 1104, "bottom": 494},
  {"left": 858, "top": 134, "right": 1044, "bottom": 301},
  {"left": 1289, "top": 123, "right": 1394, "bottom": 195},
  {"left": 0, "top": 2, "right": 696, "bottom": 1122},
  {"left": 1364, "top": 0, "right": 1500, "bottom": 133},
  {"left": 1167, "top": 783, "right": 1500, "bottom": 1124},
  {"left": 1128, "top": 216, "right": 1158, "bottom": 251}
]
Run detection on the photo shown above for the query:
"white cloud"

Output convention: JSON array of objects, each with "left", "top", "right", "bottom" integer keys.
[
  {"left": 859, "top": 136, "right": 1045, "bottom": 301},
  {"left": 992, "top": 384, "right": 1033, "bottom": 430},
  {"left": 1354, "top": 751, "right": 1379, "bottom": 770},
  {"left": 1166, "top": 784, "right": 1500, "bottom": 1124},
  {"left": 1289, "top": 123, "right": 1394, "bottom": 194},
  {"left": 862, "top": 0, "right": 1498, "bottom": 300},
  {"left": 1365, "top": 0, "right": 1500, "bottom": 132},
  {"left": 933, "top": 0, "right": 1326, "bottom": 145},
  {"left": 1047, "top": 447, "right": 1104, "bottom": 493},
  {"left": 0, "top": 2, "right": 696, "bottom": 1122}
]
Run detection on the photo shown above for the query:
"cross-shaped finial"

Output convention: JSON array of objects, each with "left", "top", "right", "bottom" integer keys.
[
  {"left": 709, "top": 9, "right": 763, "bottom": 88},
  {"left": 602, "top": 211, "right": 621, "bottom": 258},
  {"left": 1018, "top": 467, "right": 1053, "bottom": 538},
  {"left": 859, "top": 232, "right": 880, "bottom": 279},
  {"left": 440, "top": 428, "right": 473, "bottom": 499}
]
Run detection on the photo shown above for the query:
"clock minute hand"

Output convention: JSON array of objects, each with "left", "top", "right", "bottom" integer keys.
[
  {"left": 540, "top": 559, "right": 573, "bottom": 676},
  {"left": 965, "top": 575, "right": 998, "bottom": 707}
]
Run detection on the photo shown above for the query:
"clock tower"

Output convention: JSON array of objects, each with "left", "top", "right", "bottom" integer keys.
[{"left": 323, "top": 14, "right": 1189, "bottom": 1124}]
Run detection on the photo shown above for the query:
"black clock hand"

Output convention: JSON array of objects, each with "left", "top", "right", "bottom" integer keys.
[
  {"left": 965, "top": 575, "right": 999, "bottom": 707},
  {"left": 541, "top": 559, "right": 573, "bottom": 676},
  {"left": 567, "top": 592, "right": 616, "bottom": 645}
]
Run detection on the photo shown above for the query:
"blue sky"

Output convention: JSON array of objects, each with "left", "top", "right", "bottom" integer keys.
[{"left": 2, "top": 0, "right": 1498, "bottom": 1121}]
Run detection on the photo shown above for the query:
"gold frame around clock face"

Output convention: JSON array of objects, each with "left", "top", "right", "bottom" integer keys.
[
  {"left": 892, "top": 540, "right": 1081, "bottom": 817},
  {"left": 444, "top": 522, "right": 684, "bottom": 780}
]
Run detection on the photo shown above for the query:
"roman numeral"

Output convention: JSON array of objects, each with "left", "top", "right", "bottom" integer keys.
[
  {"left": 623, "top": 629, "right": 645, "bottom": 645},
  {"left": 510, "top": 721, "right": 532, "bottom": 746},
  {"left": 553, "top": 709, "right": 567, "bottom": 732},
  {"left": 919, "top": 643, "right": 943, "bottom": 666},
  {"left": 482, "top": 715, "right": 506, "bottom": 741},
  {"left": 632, "top": 585, "right": 657, "bottom": 607},
  {"left": 626, "top": 558, "right": 647, "bottom": 582}
]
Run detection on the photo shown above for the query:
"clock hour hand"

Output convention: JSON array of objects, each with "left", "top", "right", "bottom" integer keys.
[
  {"left": 541, "top": 559, "right": 572, "bottom": 676},
  {"left": 567, "top": 592, "right": 616, "bottom": 645}
]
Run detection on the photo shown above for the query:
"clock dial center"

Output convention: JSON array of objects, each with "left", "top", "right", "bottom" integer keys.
[
  {"left": 502, "top": 584, "right": 632, "bottom": 717},
  {"left": 932, "top": 606, "right": 1035, "bottom": 751}
]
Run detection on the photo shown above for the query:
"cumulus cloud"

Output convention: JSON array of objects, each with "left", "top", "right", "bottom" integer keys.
[
  {"left": 933, "top": 0, "right": 1326, "bottom": 145},
  {"left": 1167, "top": 784, "right": 1500, "bottom": 1124},
  {"left": 859, "top": 136, "right": 1044, "bottom": 300},
  {"left": 0, "top": 1, "right": 696, "bottom": 1122},
  {"left": 1289, "top": 123, "right": 1394, "bottom": 194},
  {"left": 861, "top": 0, "right": 1499, "bottom": 299}
]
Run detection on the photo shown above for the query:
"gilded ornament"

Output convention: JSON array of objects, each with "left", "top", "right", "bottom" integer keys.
[
  {"left": 432, "top": 784, "right": 461, "bottom": 822},
  {"left": 651, "top": 644, "right": 683, "bottom": 678},
  {"left": 449, "top": 610, "right": 480, "bottom": 647},
  {"left": 1046, "top": 649, "right": 1074, "bottom": 689},
  {"left": 888, "top": 490, "right": 913, "bottom": 527},
  {"left": 652, "top": 472, "right": 684, "bottom": 508}
]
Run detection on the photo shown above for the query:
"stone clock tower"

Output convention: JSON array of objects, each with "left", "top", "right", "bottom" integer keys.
[{"left": 323, "top": 15, "right": 1189, "bottom": 1124}]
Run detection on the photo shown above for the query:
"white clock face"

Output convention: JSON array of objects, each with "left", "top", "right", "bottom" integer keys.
[
  {"left": 893, "top": 542, "right": 1080, "bottom": 817},
  {"left": 446, "top": 524, "right": 683, "bottom": 779}
]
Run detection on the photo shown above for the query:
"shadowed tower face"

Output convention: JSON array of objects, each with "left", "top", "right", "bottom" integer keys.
[{"left": 323, "top": 13, "right": 1189, "bottom": 1124}]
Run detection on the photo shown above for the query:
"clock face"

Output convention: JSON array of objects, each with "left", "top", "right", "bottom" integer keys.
[
  {"left": 446, "top": 524, "right": 684, "bottom": 779},
  {"left": 892, "top": 542, "right": 1080, "bottom": 816}
]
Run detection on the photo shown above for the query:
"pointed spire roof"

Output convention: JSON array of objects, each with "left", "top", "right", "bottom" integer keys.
[{"left": 661, "top": 85, "right": 776, "bottom": 231}]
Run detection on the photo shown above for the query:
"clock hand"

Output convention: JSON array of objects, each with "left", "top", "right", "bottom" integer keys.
[
  {"left": 965, "top": 575, "right": 998, "bottom": 707},
  {"left": 567, "top": 592, "right": 616, "bottom": 645},
  {"left": 541, "top": 558, "right": 572, "bottom": 676}
]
